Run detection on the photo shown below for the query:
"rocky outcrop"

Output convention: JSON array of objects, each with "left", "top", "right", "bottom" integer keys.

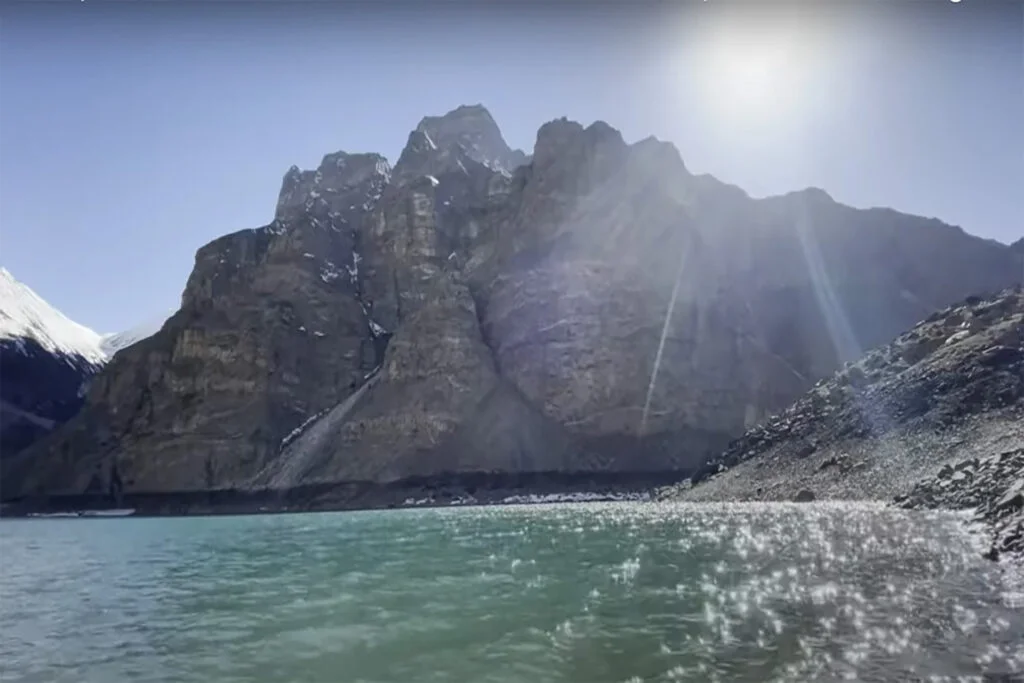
[
  {"left": 4, "top": 153, "right": 391, "bottom": 496},
  {"left": 680, "top": 287, "right": 1023, "bottom": 488},
  {"left": 4, "top": 105, "right": 1022, "bottom": 502},
  {"left": 897, "top": 448, "right": 1023, "bottom": 562},
  {"left": 669, "top": 288, "right": 1024, "bottom": 557}
]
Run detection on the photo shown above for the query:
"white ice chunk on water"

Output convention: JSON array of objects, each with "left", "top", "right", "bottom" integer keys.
[{"left": 369, "top": 319, "right": 388, "bottom": 337}]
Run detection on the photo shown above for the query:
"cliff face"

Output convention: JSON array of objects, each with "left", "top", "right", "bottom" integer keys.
[{"left": 5, "top": 105, "right": 1022, "bottom": 498}]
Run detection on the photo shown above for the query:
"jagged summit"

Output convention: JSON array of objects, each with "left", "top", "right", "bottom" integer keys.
[
  {"left": 275, "top": 151, "right": 391, "bottom": 222},
  {"left": 411, "top": 103, "right": 527, "bottom": 174},
  {"left": 631, "top": 135, "right": 688, "bottom": 171}
]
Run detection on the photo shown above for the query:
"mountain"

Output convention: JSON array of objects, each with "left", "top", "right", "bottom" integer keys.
[
  {"left": 100, "top": 313, "right": 172, "bottom": 358},
  {"left": 0, "top": 270, "right": 173, "bottom": 459},
  {"left": 0, "top": 268, "right": 106, "bottom": 457},
  {"left": 670, "top": 287, "right": 1023, "bottom": 560},
  {"left": 3, "top": 105, "right": 1021, "bottom": 503}
]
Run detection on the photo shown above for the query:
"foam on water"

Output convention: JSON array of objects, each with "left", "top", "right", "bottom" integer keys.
[{"left": 1, "top": 502, "right": 1022, "bottom": 683}]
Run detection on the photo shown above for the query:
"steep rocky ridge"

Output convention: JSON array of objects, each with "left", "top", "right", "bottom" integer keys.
[
  {"left": 669, "top": 288, "right": 1023, "bottom": 556},
  {"left": 4, "top": 153, "right": 391, "bottom": 495},
  {"left": 671, "top": 286, "right": 1024, "bottom": 497},
  {"left": 4, "top": 105, "right": 1022, "bottom": 502}
]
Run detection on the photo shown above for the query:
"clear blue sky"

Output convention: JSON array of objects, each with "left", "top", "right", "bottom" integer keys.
[{"left": 1, "top": 0, "right": 1021, "bottom": 333}]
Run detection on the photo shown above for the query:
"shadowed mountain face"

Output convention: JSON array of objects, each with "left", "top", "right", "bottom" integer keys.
[
  {"left": 4, "top": 105, "right": 1021, "bottom": 499},
  {"left": 0, "top": 269, "right": 107, "bottom": 459},
  {"left": 0, "top": 339, "right": 102, "bottom": 458}
]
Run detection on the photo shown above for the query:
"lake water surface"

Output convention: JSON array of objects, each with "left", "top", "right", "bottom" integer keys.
[{"left": 2, "top": 502, "right": 1022, "bottom": 682}]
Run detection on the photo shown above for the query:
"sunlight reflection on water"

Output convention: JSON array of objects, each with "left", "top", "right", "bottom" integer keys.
[{"left": 1, "top": 501, "right": 1022, "bottom": 683}]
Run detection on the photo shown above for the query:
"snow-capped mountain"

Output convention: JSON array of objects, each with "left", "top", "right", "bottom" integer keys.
[
  {"left": 0, "top": 267, "right": 106, "bottom": 366},
  {"left": 1, "top": 268, "right": 107, "bottom": 458},
  {"left": 100, "top": 312, "right": 171, "bottom": 357},
  {"left": 0, "top": 268, "right": 171, "bottom": 459}
]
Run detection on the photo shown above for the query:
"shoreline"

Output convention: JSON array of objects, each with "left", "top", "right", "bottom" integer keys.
[{"left": 0, "top": 469, "right": 685, "bottom": 519}]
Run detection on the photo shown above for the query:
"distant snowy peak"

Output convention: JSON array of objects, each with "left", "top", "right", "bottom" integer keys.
[
  {"left": 0, "top": 268, "right": 106, "bottom": 366},
  {"left": 100, "top": 312, "right": 172, "bottom": 357}
]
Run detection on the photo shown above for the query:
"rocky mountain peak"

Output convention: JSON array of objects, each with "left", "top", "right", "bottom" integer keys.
[
  {"left": 531, "top": 117, "right": 628, "bottom": 171},
  {"left": 630, "top": 136, "right": 688, "bottom": 173},
  {"left": 409, "top": 104, "right": 527, "bottom": 175},
  {"left": 275, "top": 151, "right": 391, "bottom": 222}
]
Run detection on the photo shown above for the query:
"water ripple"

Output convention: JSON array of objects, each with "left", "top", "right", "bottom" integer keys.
[{"left": 2, "top": 502, "right": 1022, "bottom": 683}]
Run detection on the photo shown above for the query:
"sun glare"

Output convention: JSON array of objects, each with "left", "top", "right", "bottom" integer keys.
[
  {"left": 691, "top": 25, "right": 814, "bottom": 132},
  {"left": 715, "top": 45, "right": 790, "bottom": 107}
]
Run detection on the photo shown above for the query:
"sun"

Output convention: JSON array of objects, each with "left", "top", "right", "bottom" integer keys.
[
  {"left": 708, "top": 38, "right": 798, "bottom": 110},
  {"left": 716, "top": 47, "right": 788, "bottom": 108},
  {"left": 692, "top": 27, "right": 811, "bottom": 130}
]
